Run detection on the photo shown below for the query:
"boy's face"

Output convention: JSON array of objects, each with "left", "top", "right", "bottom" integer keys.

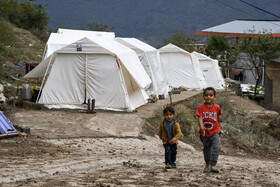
[
  {"left": 164, "top": 111, "right": 174, "bottom": 123},
  {"left": 203, "top": 90, "right": 216, "bottom": 104}
]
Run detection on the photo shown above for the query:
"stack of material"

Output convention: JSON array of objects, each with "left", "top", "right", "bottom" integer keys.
[{"left": 0, "top": 84, "right": 6, "bottom": 111}]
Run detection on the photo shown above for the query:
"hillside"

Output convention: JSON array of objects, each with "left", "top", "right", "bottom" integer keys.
[
  {"left": 0, "top": 21, "right": 44, "bottom": 61},
  {"left": 0, "top": 19, "right": 44, "bottom": 98},
  {"left": 34, "top": 0, "right": 280, "bottom": 46}
]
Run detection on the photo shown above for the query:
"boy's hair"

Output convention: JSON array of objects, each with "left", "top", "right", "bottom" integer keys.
[
  {"left": 163, "top": 106, "right": 175, "bottom": 115},
  {"left": 203, "top": 87, "right": 216, "bottom": 96}
]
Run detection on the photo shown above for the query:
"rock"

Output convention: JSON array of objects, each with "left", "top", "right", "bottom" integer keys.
[
  {"left": 148, "top": 95, "right": 157, "bottom": 103},
  {"left": 19, "top": 132, "right": 28, "bottom": 137},
  {"left": 179, "top": 86, "right": 188, "bottom": 91},
  {"left": 178, "top": 141, "right": 196, "bottom": 152},
  {"left": 20, "top": 126, "right": 31, "bottom": 134},
  {"left": 0, "top": 84, "right": 3, "bottom": 93},
  {"left": 158, "top": 94, "right": 165, "bottom": 100},
  {"left": 172, "top": 88, "right": 181, "bottom": 94},
  {"left": 248, "top": 110, "right": 279, "bottom": 120}
]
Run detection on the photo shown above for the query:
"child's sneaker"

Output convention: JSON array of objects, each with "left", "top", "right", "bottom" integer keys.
[
  {"left": 210, "top": 167, "right": 220, "bottom": 173},
  {"left": 165, "top": 163, "right": 172, "bottom": 169},
  {"left": 171, "top": 163, "right": 176, "bottom": 168},
  {"left": 203, "top": 167, "right": 211, "bottom": 173}
]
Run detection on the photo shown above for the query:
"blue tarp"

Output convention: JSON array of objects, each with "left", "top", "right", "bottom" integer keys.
[
  {"left": 0, "top": 111, "right": 18, "bottom": 135},
  {"left": 17, "top": 62, "right": 26, "bottom": 66}
]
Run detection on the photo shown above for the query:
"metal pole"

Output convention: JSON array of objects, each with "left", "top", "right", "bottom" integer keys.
[
  {"left": 168, "top": 91, "right": 172, "bottom": 105},
  {"left": 91, "top": 99, "right": 95, "bottom": 113},
  {"left": 36, "top": 55, "right": 54, "bottom": 103},
  {"left": 87, "top": 98, "right": 91, "bottom": 112}
]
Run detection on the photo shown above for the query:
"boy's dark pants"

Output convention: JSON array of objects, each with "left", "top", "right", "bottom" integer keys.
[
  {"left": 164, "top": 143, "right": 177, "bottom": 164},
  {"left": 200, "top": 133, "right": 221, "bottom": 166}
]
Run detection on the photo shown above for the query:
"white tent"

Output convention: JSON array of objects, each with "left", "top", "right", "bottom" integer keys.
[
  {"left": 44, "top": 33, "right": 80, "bottom": 59},
  {"left": 25, "top": 36, "right": 152, "bottom": 112},
  {"left": 115, "top": 37, "right": 169, "bottom": 98},
  {"left": 158, "top": 43, "right": 207, "bottom": 89},
  {"left": 43, "top": 29, "right": 115, "bottom": 60},
  {"left": 192, "top": 51, "right": 225, "bottom": 89},
  {"left": 57, "top": 28, "right": 115, "bottom": 38}
]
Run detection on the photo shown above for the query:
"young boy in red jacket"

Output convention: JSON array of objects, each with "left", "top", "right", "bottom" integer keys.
[{"left": 196, "top": 87, "right": 222, "bottom": 173}]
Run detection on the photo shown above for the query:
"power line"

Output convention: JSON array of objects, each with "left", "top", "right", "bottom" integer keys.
[
  {"left": 215, "top": 0, "right": 280, "bottom": 27},
  {"left": 215, "top": 0, "right": 260, "bottom": 19},
  {"left": 240, "top": 0, "right": 280, "bottom": 19}
]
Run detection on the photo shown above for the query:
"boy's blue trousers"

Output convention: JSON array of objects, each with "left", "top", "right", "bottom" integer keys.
[{"left": 164, "top": 143, "right": 177, "bottom": 165}]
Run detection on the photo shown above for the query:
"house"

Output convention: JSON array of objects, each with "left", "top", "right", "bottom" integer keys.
[
  {"left": 265, "top": 56, "right": 280, "bottom": 110},
  {"left": 196, "top": 19, "right": 280, "bottom": 85}
]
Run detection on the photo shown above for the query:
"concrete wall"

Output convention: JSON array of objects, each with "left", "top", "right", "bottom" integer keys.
[{"left": 266, "top": 61, "right": 280, "bottom": 108}]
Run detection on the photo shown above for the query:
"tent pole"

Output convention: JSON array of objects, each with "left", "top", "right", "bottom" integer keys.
[
  {"left": 36, "top": 55, "right": 54, "bottom": 103},
  {"left": 41, "top": 44, "right": 47, "bottom": 61},
  {"left": 84, "top": 54, "right": 88, "bottom": 104}
]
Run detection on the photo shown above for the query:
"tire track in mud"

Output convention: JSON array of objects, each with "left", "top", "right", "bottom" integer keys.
[
  {"left": 1, "top": 136, "right": 280, "bottom": 187},
  {"left": 1, "top": 91, "right": 280, "bottom": 186}
]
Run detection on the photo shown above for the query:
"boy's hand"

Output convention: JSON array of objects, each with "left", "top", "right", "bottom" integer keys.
[
  {"left": 169, "top": 139, "right": 175, "bottom": 144},
  {"left": 200, "top": 128, "right": 205, "bottom": 137}
]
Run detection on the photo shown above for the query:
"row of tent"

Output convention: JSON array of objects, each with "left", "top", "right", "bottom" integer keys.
[{"left": 25, "top": 29, "right": 225, "bottom": 112}]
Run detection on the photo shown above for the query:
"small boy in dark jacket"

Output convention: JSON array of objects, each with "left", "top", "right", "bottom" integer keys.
[{"left": 159, "top": 106, "right": 182, "bottom": 169}]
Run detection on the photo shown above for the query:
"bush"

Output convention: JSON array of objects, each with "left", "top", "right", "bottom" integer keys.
[
  {"left": 145, "top": 91, "right": 280, "bottom": 156},
  {"left": 0, "top": 19, "right": 16, "bottom": 57},
  {"left": 0, "top": 0, "right": 49, "bottom": 38},
  {"left": 181, "top": 91, "right": 280, "bottom": 155}
]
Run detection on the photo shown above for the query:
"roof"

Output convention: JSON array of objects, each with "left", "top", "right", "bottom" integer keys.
[
  {"left": 115, "top": 37, "right": 156, "bottom": 55},
  {"left": 196, "top": 19, "right": 280, "bottom": 37},
  {"left": 158, "top": 43, "right": 191, "bottom": 55},
  {"left": 271, "top": 57, "right": 280, "bottom": 63},
  {"left": 45, "top": 32, "right": 116, "bottom": 58},
  {"left": 57, "top": 28, "right": 115, "bottom": 38},
  {"left": 25, "top": 36, "right": 152, "bottom": 89},
  {"left": 192, "top": 51, "right": 212, "bottom": 61}
]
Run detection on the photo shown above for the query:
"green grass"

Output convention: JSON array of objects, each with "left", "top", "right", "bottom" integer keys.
[{"left": 0, "top": 20, "right": 44, "bottom": 97}]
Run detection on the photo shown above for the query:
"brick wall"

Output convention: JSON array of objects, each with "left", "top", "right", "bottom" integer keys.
[{"left": 266, "top": 61, "right": 280, "bottom": 107}]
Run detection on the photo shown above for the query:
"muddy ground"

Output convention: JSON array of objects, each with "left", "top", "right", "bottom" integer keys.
[{"left": 0, "top": 90, "right": 280, "bottom": 187}]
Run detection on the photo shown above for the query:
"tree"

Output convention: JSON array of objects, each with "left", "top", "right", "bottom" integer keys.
[
  {"left": 80, "top": 22, "right": 114, "bottom": 32},
  {"left": 0, "top": 0, "right": 49, "bottom": 38},
  {"left": 163, "top": 30, "right": 194, "bottom": 51},
  {"left": 205, "top": 35, "right": 239, "bottom": 77},
  {"left": 239, "top": 34, "right": 280, "bottom": 96},
  {"left": 205, "top": 35, "right": 229, "bottom": 58}
]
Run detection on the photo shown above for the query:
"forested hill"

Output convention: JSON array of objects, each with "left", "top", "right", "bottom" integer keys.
[{"left": 32, "top": 0, "right": 280, "bottom": 46}]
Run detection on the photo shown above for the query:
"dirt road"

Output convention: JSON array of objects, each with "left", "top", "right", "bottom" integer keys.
[{"left": 1, "top": 91, "right": 279, "bottom": 186}]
